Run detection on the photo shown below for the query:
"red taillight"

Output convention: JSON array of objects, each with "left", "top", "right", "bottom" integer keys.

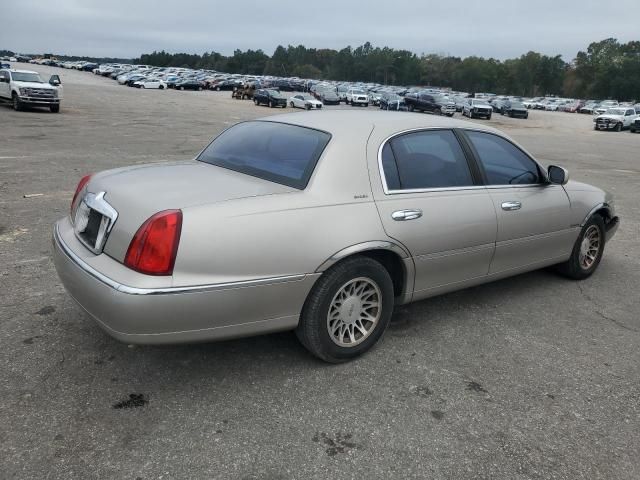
[
  {"left": 124, "top": 210, "right": 182, "bottom": 276},
  {"left": 71, "top": 174, "right": 92, "bottom": 213}
]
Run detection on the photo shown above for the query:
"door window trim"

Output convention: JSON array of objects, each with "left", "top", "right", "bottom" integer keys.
[
  {"left": 456, "top": 128, "right": 549, "bottom": 187},
  {"left": 377, "top": 127, "right": 484, "bottom": 195}
]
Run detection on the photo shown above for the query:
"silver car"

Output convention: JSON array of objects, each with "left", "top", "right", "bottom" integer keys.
[{"left": 53, "top": 111, "right": 619, "bottom": 362}]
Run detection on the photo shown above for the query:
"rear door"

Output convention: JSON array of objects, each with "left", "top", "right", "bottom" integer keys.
[
  {"left": 461, "top": 129, "right": 573, "bottom": 274},
  {"left": 371, "top": 129, "right": 497, "bottom": 297}
]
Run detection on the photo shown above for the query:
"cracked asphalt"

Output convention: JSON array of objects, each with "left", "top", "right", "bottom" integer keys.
[{"left": 1, "top": 65, "right": 639, "bottom": 479}]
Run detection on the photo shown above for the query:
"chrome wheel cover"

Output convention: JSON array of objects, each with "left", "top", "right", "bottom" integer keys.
[
  {"left": 327, "top": 277, "right": 381, "bottom": 347},
  {"left": 579, "top": 225, "right": 601, "bottom": 270}
]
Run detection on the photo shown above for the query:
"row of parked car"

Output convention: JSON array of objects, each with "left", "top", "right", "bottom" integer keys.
[{"left": 27, "top": 58, "right": 640, "bottom": 131}]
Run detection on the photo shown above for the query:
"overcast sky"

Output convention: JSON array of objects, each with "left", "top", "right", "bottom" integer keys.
[{"left": 3, "top": 0, "right": 639, "bottom": 60}]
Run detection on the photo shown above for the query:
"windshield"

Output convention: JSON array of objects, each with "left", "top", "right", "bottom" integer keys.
[
  {"left": 607, "top": 109, "right": 625, "bottom": 115},
  {"left": 352, "top": 90, "right": 365, "bottom": 94},
  {"left": 510, "top": 102, "right": 524, "bottom": 108},
  {"left": 12, "top": 72, "right": 43, "bottom": 83},
  {"left": 302, "top": 95, "right": 314, "bottom": 100},
  {"left": 197, "top": 121, "right": 331, "bottom": 189}
]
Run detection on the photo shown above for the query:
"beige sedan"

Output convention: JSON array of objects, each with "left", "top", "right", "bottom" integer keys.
[{"left": 53, "top": 111, "right": 619, "bottom": 362}]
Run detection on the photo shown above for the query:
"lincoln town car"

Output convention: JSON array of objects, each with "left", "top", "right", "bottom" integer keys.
[{"left": 53, "top": 111, "right": 619, "bottom": 362}]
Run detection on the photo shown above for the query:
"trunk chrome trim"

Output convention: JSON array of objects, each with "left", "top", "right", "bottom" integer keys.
[
  {"left": 55, "top": 223, "right": 306, "bottom": 296},
  {"left": 73, "top": 191, "right": 118, "bottom": 254}
]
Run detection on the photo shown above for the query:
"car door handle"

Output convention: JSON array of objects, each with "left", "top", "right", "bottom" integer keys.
[
  {"left": 501, "top": 201, "right": 522, "bottom": 211},
  {"left": 392, "top": 209, "right": 423, "bottom": 221}
]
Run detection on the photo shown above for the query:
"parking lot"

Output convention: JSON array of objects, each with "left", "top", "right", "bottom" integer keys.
[{"left": 1, "top": 64, "right": 639, "bottom": 479}]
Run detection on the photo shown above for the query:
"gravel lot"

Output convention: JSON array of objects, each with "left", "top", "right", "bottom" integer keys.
[{"left": 1, "top": 65, "right": 639, "bottom": 480}]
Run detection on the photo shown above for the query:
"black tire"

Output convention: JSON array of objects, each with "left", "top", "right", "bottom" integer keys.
[
  {"left": 269, "top": 101, "right": 273, "bottom": 108},
  {"left": 216, "top": 86, "right": 221, "bottom": 91},
  {"left": 50, "top": 104, "right": 60, "bottom": 113},
  {"left": 615, "top": 123, "right": 622, "bottom": 132},
  {"left": 12, "top": 93, "right": 22, "bottom": 111},
  {"left": 408, "top": 104, "right": 414, "bottom": 112},
  {"left": 554, "top": 215, "right": 606, "bottom": 280},
  {"left": 159, "top": 85, "right": 164, "bottom": 90},
  {"left": 254, "top": 98, "right": 258, "bottom": 105},
  {"left": 306, "top": 104, "right": 311, "bottom": 110},
  {"left": 296, "top": 256, "right": 394, "bottom": 363},
  {"left": 487, "top": 114, "right": 492, "bottom": 120},
  {"left": 469, "top": 112, "right": 474, "bottom": 119},
  {"left": 290, "top": 102, "right": 295, "bottom": 108},
  {"left": 180, "top": 86, "right": 184, "bottom": 91},
  {"left": 363, "top": 103, "right": 368, "bottom": 108}
]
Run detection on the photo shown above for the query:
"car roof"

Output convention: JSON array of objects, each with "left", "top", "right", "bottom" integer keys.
[
  {"left": 7, "top": 69, "right": 39, "bottom": 74},
  {"left": 258, "top": 110, "right": 501, "bottom": 138}
]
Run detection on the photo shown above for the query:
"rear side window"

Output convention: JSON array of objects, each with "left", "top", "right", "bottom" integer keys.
[
  {"left": 197, "top": 121, "right": 330, "bottom": 189},
  {"left": 383, "top": 130, "right": 474, "bottom": 190},
  {"left": 465, "top": 131, "right": 541, "bottom": 185}
]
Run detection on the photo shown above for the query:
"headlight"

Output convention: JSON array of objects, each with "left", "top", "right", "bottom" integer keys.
[
  {"left": 52, "top": 89, "right": 58, "bottom": 98},
  {"left": 19, "top": 88, "right": 28, "bottom": 95}
]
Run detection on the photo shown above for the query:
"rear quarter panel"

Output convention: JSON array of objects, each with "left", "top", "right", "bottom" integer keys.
[{"left": 172, "top": 123, "right": 394, "bottom": 287}]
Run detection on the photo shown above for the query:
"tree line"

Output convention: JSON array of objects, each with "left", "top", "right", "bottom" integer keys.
[
  {"left": 136, "top": 39, "right": 639, "bottom": 100},
  {"left": 5, "top": 38, "right": 638, "bottom": 100}
]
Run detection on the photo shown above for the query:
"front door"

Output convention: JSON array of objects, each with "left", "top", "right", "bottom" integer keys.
[
  {"left": 372, "top": 129, "right": 497, "bottom": 297},
  {"left": 462, "top": 129, "right": 573, "bottom": 274},
  {"left": 0, "top": 71, "right": 10, "bottom": 98}
]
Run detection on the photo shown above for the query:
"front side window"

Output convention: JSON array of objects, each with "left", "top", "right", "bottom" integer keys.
[
  {"left": 465, "top": 130, "right": 541, "bottom": 185},
  {"left": 198, "top": 121, "right": 331, "bottom": 189},
  {"left": 382, "top": 130, "right": 474, "bottom": 190}
]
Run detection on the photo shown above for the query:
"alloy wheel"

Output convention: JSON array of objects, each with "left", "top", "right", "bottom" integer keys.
[
  {"left": 327, "top": 277, "right": 381, "bottom": 347},
  {"left": 579, "top": 225, "right": 601, "bottom": 270}
]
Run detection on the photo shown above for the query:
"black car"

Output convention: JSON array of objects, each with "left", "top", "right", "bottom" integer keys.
[
  {"left": 175, "top": 79, "right": 204, "bottom": 91},
  {"left": 253, "top": 89, "right": 287, "bottom": 108},
  {"left": 379, "top": 93, "right": 408, "bottom": 111},
  {"left": 491, "top": 98, "right": 510, "bottom": 114},
  {"left": 124, "top": 75, "right": 146, "bottom": 86},
  {"left": 319, "top": 90, "right": 340, "bottom": 105},
  {"left": 503, "top": 101, "right": 529, "bottom": 119},
  {"left": 404, "top": 93, "right": 456, "bottom": 116},
  {"left": 210, "top": 79, "right": 239, "bottom": 91}
]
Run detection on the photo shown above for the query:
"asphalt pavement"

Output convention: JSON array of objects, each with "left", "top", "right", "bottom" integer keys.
[{"left": 1, "top": 65, "right": 638, "bottom": 479}]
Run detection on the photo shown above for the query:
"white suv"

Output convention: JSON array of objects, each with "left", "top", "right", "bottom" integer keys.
[
  {"left": 346, "top": 88, "right": 369, "bottom": 107},
  {"left": 0, "top": 69, "right": 63, "bottom": 112}
]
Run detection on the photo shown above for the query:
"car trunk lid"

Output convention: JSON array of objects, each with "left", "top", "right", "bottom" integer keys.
[{"left": 79, "top": 161, "right": 295, "bottom": 261}]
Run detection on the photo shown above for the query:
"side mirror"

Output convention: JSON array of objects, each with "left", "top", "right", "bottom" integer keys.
[
  {"left": 548, "top": 165, "right": 569, "bottom": 185},
  {"left": 49, "top": 75, "right": 61, "bottom": 86}
]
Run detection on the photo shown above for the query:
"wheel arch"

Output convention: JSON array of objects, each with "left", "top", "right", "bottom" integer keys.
[
  {"left": 581, "top": 202, "right": 613, "bottom": 226},
  {"left": 315, "top": 241, "right": 414, "bottom": 304}
]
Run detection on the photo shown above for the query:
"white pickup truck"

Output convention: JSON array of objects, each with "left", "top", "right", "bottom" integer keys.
[
  {"left": 0, "top": 68, "right": 63, "bottom": 112},
  {"left": 593, "top": 107, "right": 638, "bottom": 132}
]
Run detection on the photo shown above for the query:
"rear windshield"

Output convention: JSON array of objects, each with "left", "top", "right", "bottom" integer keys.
[{"left": 197, "top": 121, "right": 331, "bottom": 189}]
